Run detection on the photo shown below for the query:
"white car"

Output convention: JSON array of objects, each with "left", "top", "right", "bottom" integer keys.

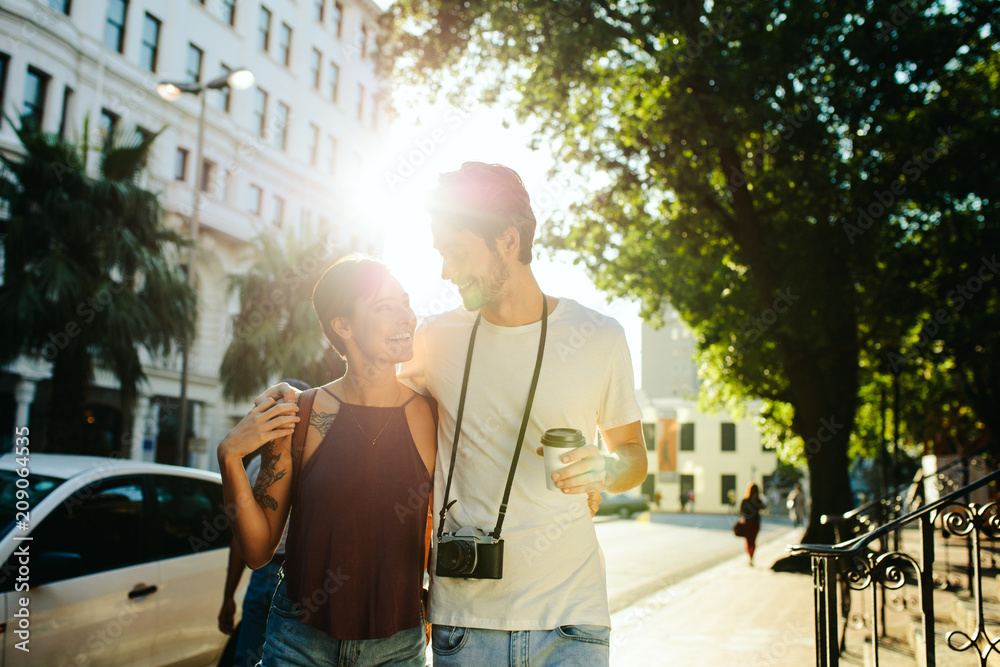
[{"left": 0, "top": 453, "right": 246, "bottom": 666}]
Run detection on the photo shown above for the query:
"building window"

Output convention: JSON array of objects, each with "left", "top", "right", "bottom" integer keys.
[
  {"left": 272, "top": 196, "right": 285, "bottom": 227},
  {"left": 0, "top": 54, "right": 7, "bottom": 129},
  {"left": 308, "top": 123, "right": 320, "bottom": 166},
  {"left": 99, "top": 108, "right": 119, "bottom": 139},
  {"left": 248, "top": 184, "right": 262, "bottom": 215},
  {"left": 331, "top": 2, "right": 343, "bottom": 38},
  {"left": 253, "top": 88, "right": 268, "bottom": 139},
  {"left": 135, "top": 126, "right": 153, "bottom": 165},
  {"left": 201, "top": 159, "right": 218, "bottom": 194},
  {"left": 274, "top": 102, "right": 289, "bottom": 150},
  {"left": 258, "top": 6, "right": 272, "bottom": 52},
  {"left": 356, "top": 83, "right": 365, "bottom": 121},
  {"left": 679, "top": 423, "right": 694, "bottom": 451},
  {"left": 314, "top": 0, "right": 325, "bottom": 22},
  {"left": 175, "top": 148, "right": 189, "bottom": 181},
  {"left": 186, "top": 43, "right": 203, "bottom": 83},
  {"left": 328, "top": 62, "right": 340, "bottom": 102},
  {"left": 58, "top": 86, "right": 74, "bottom": 138},
  {"left": 641, "top": 423, "right": 655, "bottom": 452},
  {"left": 721, "top": 474, "right": 737, "bottom": 507},
  {"left": 219, "top": 0, "right": 236, "bottom": 26},
  {"left": 721, "top": 422, "right": 736, "bottom": 452},
  {"left": 139, "top": 13, "right": 161, "bottom": 72},
  {"left": 104, "top": 0, "right": 128, "bottom": 53},
  {"left": 23, "top": 67, "right": 50, "bottom": 130},
  {"left": 215, "top": 63, "right": 232, "bottom": 112},
  {"left": 310, "top": 49, "right": 322, "bottom": 90},
  {"left": 48, "top": 0, "right": 71, "bottom": 15},
  {"left": 327, "top": 135, "right": 338, "bottom": 174},
  {"left": 278, "top": 23, "right": 292, "bottom": 66}
]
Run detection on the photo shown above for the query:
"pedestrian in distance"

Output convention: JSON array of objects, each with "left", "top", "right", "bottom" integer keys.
[
  {"left": 218, "top": 256, "right": 437, "bottom": 667},
  {"left": 257, "top": 161, "right": 648, "bottom": 666},
  {"left": 217, "top": 379, "right": 308, "bottom": 667},
  {"left": 787, "top": 482, "right": 806, "bottom": 528},
  {"left": 740, "top": 482, "right": 764, "bottom": 566}
]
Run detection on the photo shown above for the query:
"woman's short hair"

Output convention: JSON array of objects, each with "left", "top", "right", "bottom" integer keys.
[
  {"left": 427, "top": 161, "right": 536, "bottom": 264},
  {"left": 312, "top": 254, "right": 390, "bottom": 358}
]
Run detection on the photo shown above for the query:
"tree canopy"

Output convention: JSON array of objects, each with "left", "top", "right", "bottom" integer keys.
[
  {"left": 386, "top": 0, "right": 1000, "bottom": 542},
  {"left": 0, "top": 121, "right": 195, "bottom": 451},
  {"left": 219, "top": 225, "right": 346, "bottom": 401}
]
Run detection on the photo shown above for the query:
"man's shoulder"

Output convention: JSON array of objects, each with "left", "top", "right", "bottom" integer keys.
[{"left": 552, "top": 298, "right": 628, "bottom": 337}]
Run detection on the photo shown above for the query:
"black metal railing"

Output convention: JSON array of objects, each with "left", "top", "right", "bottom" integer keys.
[{"left": 790, "top": 465, "right": 1000, "bottom": 666}]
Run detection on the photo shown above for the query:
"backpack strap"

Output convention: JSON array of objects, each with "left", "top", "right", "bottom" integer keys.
[{"left": 290, "top": 388, "right": 318, "bottom": 495}]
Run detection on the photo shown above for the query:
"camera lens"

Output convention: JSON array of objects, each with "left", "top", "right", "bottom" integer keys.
[{"left": 439, "top": 539, "right": 478, "bottom": 575}]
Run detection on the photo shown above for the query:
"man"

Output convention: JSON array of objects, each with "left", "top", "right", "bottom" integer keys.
[
  {"left": 403, "top": 162, "right": 646, "bottom": 664},
  {"left": 260, "top": 162, "right": 646, "bottom": 665}
]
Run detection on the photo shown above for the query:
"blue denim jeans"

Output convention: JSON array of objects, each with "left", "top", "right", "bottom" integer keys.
[
  {"left": 235, "top": 559, "right": 283, "bottom": 667},
  {"left": 258, "top": 574, "right": 426, "bottom": 666},
  {"left": 431, "top": 624, "right": 610, "bottom": 667}
]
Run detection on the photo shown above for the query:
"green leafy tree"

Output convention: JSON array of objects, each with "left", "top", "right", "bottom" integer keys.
[
  {"left": 387, "top": 0, "right": 999, "bottom": 544},
  {"left": 220, "top": 224, "right": 346, "bottom": 401},
  {"left": 0, "top": 121, "right": 195, "bottom": 452}
]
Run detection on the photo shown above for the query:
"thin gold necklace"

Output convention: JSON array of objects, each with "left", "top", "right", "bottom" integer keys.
[{"left": 346, "top": 382, "right": 400, "bottom": 446}]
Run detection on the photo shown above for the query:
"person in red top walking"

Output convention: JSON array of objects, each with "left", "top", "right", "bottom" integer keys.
[
  {"left": 217, "top": 255, "right": 437, "bottom": 666},
  {"left": 739, "top": 482, "right": 764, "bottom": 566}
]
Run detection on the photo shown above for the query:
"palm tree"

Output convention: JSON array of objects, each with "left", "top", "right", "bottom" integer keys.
[
  {"left": 220, "top": 223, "right": 346, "bottom": 401},
  {"left": 0, "top": 120, "right": 195, "bottom": 452}
]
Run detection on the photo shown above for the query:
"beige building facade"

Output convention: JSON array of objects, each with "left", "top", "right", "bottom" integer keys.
[
  {"left": 0, "top": 0, "right": 386, "bottom": 467},
  {"left": 639, "top": 306, "right": 779, "bottom": 514}
]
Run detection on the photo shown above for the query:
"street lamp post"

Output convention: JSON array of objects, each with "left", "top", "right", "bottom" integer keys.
[{"left": 157, "top": 68, "right": 255, "bottom": 466}]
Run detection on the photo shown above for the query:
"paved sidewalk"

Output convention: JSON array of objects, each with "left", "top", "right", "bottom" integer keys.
[{"left": 609, "top": 527, "right": 816, "bottom": 666}]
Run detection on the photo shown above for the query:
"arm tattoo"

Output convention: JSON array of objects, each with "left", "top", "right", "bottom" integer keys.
[
  {"left": 252, "top": 442, "right": 286, "bottom": 512},
  {"left": 310, "top": 410, "right": 338, "bottom": 437}
]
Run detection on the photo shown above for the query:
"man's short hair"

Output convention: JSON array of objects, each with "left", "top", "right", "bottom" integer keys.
[
  {"left": 428, "top": 162, "right": 536, "bottom": 264},
  {"left": 311, "top": 254, "right": 390, "bottom": 358}
]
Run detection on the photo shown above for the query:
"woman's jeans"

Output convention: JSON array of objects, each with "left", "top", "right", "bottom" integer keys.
[{"left": 257, "top": 573, "right": 426, "bottom": 667}]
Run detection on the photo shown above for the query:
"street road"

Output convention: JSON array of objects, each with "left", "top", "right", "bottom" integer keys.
[{"left": 597, "top": 511, "right": 798, "bottom": 612}]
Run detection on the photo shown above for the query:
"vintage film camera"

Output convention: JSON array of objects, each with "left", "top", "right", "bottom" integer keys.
[{"left": 436, "top": 526, "right": 504, "bottom": 579}]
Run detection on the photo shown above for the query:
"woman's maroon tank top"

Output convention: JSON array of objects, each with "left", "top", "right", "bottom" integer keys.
[{"left": 284, "top": 387, "right": 430, "bottom": 640}]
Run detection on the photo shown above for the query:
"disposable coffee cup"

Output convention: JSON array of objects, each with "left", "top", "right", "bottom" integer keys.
[{"left": 541, "top": 428, "right": 586, "bottom": 492}]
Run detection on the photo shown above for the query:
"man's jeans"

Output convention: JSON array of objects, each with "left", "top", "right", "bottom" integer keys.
[
  {"left": 431, "top": 623, "right": 611, "bottom": 666},
  {"left": 258, "top": 575, "right": 426, "bottom": 667},
  {"left": 235, "top": 559, "right": 283, "bottom": 667}
]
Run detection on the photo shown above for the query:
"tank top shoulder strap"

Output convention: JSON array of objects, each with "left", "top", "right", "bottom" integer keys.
[
  {"left": 291, "top": 388, "right": 319, "bottom": 483},
  {"left": 399, "top": 392, "right": 420, "bottom": 409}
]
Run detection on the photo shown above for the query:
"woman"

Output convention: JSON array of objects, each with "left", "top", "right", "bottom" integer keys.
[
  {"left": 739, "top": 482, "right": 763, "bottom": 566},
  {"left": 218, "top": 255, "right": 436, "bottom": 666}
]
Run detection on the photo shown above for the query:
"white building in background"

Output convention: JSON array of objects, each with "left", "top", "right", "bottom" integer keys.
[
  {"left": 0, "top": 0, "right": 386, "bottom": 467},
  {"left": 638, "top": 305, "right": 779, "bottom": 514}
]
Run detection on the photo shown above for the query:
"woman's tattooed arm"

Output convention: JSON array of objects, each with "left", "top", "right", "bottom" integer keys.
[{"left": 252, "top": 441, "right": 286, "bottom": 511}]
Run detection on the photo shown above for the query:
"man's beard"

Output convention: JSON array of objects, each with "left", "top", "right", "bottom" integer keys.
[{"left": 462, "top": 252, "right": 510, "bottom": 311}]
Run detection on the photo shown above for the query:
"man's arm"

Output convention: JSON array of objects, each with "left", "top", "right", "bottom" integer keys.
[
  {"left": 217, "top": 535, "right": 246, "bottom": 635},
  {"left": 599, "top": 420, "right": 648, "bottom": 495}
]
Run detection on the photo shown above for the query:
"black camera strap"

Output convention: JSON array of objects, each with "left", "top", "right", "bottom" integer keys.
[{"left": 437, "top": 295, "right": 549, "bottom": 542}]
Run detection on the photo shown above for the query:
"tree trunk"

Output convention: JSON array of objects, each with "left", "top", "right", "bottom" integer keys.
[{"left": 47, "top": 352, "right": 92, "bottom": 454}]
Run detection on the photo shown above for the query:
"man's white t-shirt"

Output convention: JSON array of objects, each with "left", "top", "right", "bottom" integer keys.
[{"left": 399, "top": 297, "right": 642, "bottom": 631}]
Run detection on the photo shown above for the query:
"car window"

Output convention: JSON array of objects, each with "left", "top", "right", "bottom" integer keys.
[
  {"left": 152, "top": 475, "right": 230, "bottom": 559},
  {"left": 2, "top": 477, "right": 146, "bottom": 588},
  {"left": 0, "top": 470, "right": 64, "bottom": 534}
]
